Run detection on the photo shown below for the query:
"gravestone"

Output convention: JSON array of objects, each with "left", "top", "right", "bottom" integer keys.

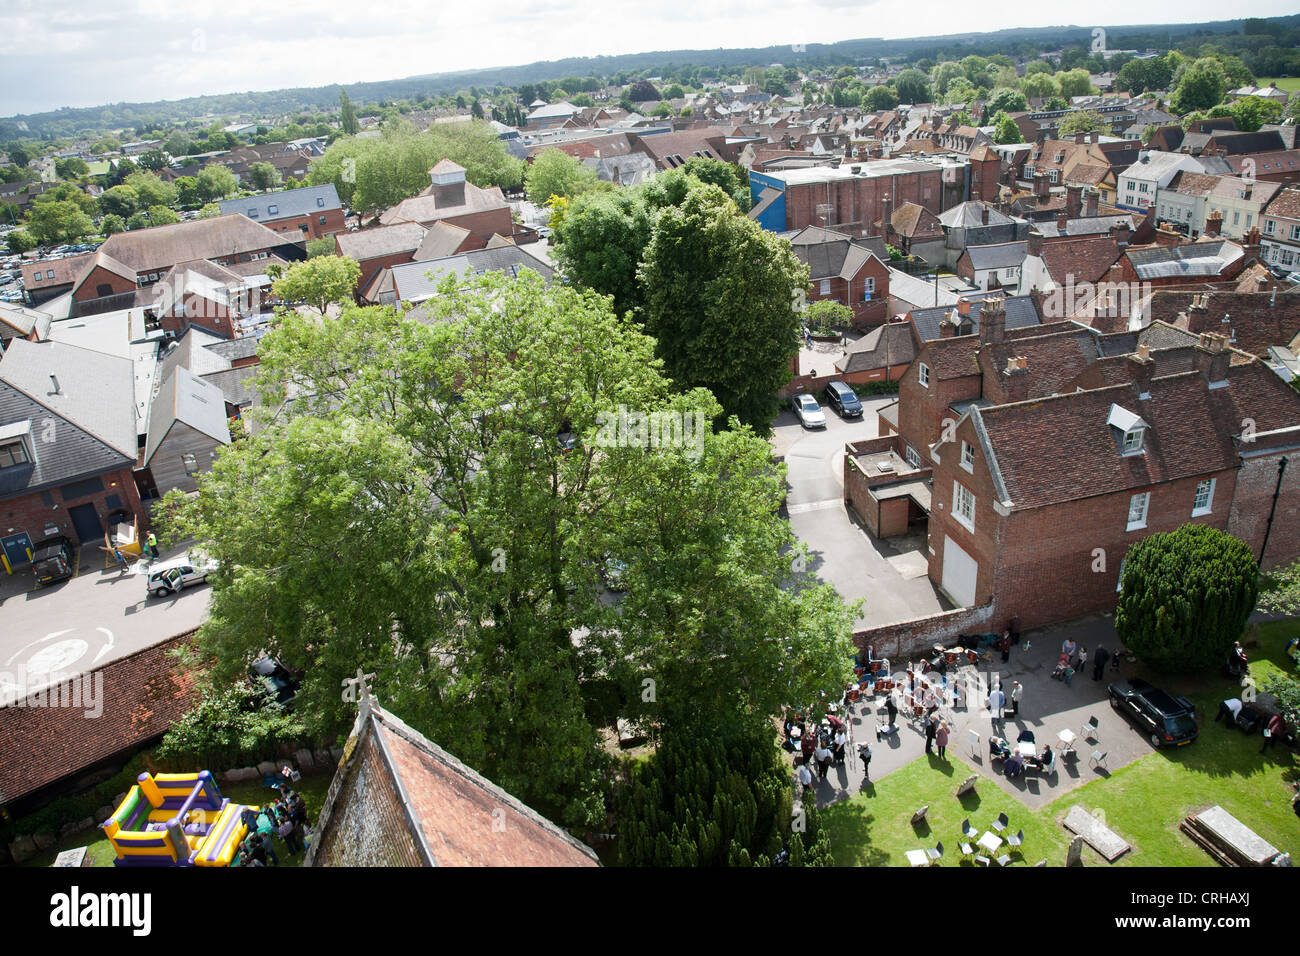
[
  {"left": 1064, "top": 806, "right": 1130, "bottom": 861},
  {"left": 52, "top": 846, "right": 87, "bottom": 868},
  {"left": 1066, "top": 834, "right": 1084, "bottom": 867},
  {"left": 955, "top": 774, "right": 978, "bottom": 798},
  {"left": 1181, "top": 805, "right": 1281, "bottom": 866}
]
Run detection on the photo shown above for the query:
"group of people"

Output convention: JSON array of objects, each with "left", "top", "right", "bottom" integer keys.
[
  {"left": 235, "top": 786, "right": 309, "bottom": 866},
  {"left": 989, "top": 736, "right": 1054, "bottom": 779},
  {"left": 787, "top": 709, "right": 850, "bottom": 788},
  {"left": 1058, "top": 638, "right": 1122, "bottom": 682}
]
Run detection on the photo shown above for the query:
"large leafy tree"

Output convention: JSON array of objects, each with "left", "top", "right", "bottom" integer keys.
[
  {"left": 339, "top": 88, "right": 360, "bottom": 135},
  {"left": 985, "top": 87, "right": 1028, "bottom": 117},
  {"left": 271, "top": 255, "right": 360, "bottom": 311},
  {"left": 994, "top": 113, "right": 1023, "bottom": 145},
  {"left": 1058, "top": 111, "right": 1109, "bottom": 137},
  {"left": 161, "top": 271, "right": 853, "bottom": 828},
  {"left": 24, "top": 200, "right": 94, "bottom": 244},
  {"left": 893, "top": 70, "right": 931, "bottom": 105},
  {"left": 197, "top": 164, "right": 238, "bottom": 201},
  {"left": 638, "top": 185, "right": 807, "bottom": 432},
  {"left": 1172, "top": 58, "right": 1229, "bottom": 114},
  {"left": 553, "top": 189, "right": 654, "bottom": 318},
  {"left": 99, "top": 184, "right": 139, "bottom": 218},
  {"left": 616, "top": 716, "right": 833, "bottom": 867},
  {"left": 124, "top": 171, "right": 178, "bottom": 208},
  {"left": 247, "top": 161, "right": 282, "bottom": 191},
  {"left": 525, "top": 148, "right": 599, "bottom": 205},
  {"left": 1115, "top": 524, "right": 1259, "bottom": 672},
  {"left": 680, "top": 157, "right": 750, "bottom": 212}
]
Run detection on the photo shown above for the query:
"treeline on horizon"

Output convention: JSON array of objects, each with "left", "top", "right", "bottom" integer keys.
[{"left": 3, "top": 13, "right": 1298, "bottom": 142}]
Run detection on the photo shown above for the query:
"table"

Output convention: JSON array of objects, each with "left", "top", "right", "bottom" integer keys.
[
  {"left": 978, "top": 831, "right": 1003, "bottom": 854},
  {"left": 1017, "top": 741, "right": 1037, "bottom": 758},
  {"left": 904, "top": 848, "right": 930, "bottom": 867},
  {"left": 1057, "top": 729, "right": 1077, "bottom": 755}
]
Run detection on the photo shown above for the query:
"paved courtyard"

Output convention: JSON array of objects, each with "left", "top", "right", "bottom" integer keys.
[
  {"left": 797, "top": 615, "right": 1156, "bottom": 811},
  {"left": 0, "top": 541, "right": 210, "bottom": 705},
  {"left": 773, "top": 395, "right": 947, "bottom": 629}
]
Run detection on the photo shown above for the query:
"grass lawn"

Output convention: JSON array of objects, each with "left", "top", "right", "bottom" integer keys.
[
  {"left": 1257, "top": 78, "right": 1300, "bottom": 93},
  {"left": 824, "top": 620, "right": 1300, "bottom": 866},
  {"left": 19, "top": 774, "right": 332, "bottom": 868}
]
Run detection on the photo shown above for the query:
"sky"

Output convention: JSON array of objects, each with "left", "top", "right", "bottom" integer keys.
[{"left": 1, "top": 0, "right": 1296, "bottom": 116}]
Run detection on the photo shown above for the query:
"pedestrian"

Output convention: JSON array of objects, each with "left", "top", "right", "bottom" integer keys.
[
  {"left": 988, "top": 684, "right": 1006, "bottom": 721},
  {"left": 800, "top": 728, "right": 816, "bottom": 765},
  {"left": 814, "top": 741, "right": 833, "bottom": 780},
  {"left": 885, "top": 695, "right": 898, "bottom": 729},
  {"left": 1111, "top": 648, "right": 1123, "bottom": 672},
  {"left": 1215, "top": 698, "right": 1243, "bottom": 725},
  {"left": 936, "top": 721, "right": 950, "bottom": 760},
  {"left": 1061, "top": 637, "right": 1077, "bottom": 660},
  {"left": 111, "top": 546, "right": 128, "bottom": 573},
  {"left": 924, "top": 714, "right": 938, "bottom": 754},
  {"left": 1008, "top": 681, "right": 1023, "bottom": 717},
  {"left": 796, "top": 760, "right": 814, "bottom": 794},
  {"left": 999, "top": 631, "right": 1012, "bottom": 663},
  {"left": 1260, "top": 714, "right": 1285, "bottom": 754},
  {"left": 1092, "top": 646, "right": 1108, "bottom": 682},
  {"left": 833, "top": 728, "right": 847, "bottom": 765},
  {"left": 146, "top": 531, "right": 159, "bottom": 559},
  {"left": 858, "top": 742, "right": 872, "bottom": 781},
  {"left": 1074, "top": 645, "right": 1088, "bottom": 674},
  {"left": 277, "top": 814, "right": 302, "bottom": 856},
  {"left": 258, "top": 831, "right": 278, "bottom": 866}
]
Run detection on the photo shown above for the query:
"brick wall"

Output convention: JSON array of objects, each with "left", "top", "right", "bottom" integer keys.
[
  {"left": 783, "top": 167, "right": 945, "bottom": 235},
  {"left": 1229, "top": 451, "right": 1300, "bottom": 571},
  {"left": 0, "top": 466, "right": 145, "bottom": 560},
  {"left": 852, "top": 603, "right": 997, "bottom": 661}
]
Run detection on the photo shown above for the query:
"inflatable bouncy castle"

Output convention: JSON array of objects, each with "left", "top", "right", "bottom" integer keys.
[{"left": 102, "top": 771, "right": 254, "bottom": 867}]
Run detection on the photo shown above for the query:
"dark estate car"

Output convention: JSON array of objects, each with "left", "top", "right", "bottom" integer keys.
[
  {"left": 30, "top": 535, "right": 76, "bottom": 585},
  {"left": 1108, "top": 678, "right": 1199, "bottom": 748},
  {"left": 822, "top": 380, "right": 863, "bottom": 418},
  {"left": 249, "top": 656, "right": 300, "bottom": 709}
]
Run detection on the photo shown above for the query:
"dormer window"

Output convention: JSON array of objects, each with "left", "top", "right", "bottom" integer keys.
[
  {"left": 0, "top": 439, "right": 29, "bottom": 468},
  {"left": 1121, "top": 428, "right": 1144, "bottom": 454},
  {"left": 1108, "top": 403, "right": 1148, "bottom": 456}
]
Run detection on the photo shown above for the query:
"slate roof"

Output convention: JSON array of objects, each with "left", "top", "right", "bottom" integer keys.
[
  {"left": 200, "top": 364, "right": 260, "bottom": 407},
  {"left": 203, "top": 335, "right": 260, "bottom": 363},
  {"left": 792, "top": 233, "right": 884, "bottom": 282},
  {"left": 836, "top": 322, "right": 917, "bottom": 373},
  {"left": 0, "top": 631, "right": 201, "bottom": 806},
  {"left": 414, "top": 221, "right": 473, "bottom": 262},
  {"left": 964, "top": 241, "right": 1027, "bottom": 271},
  {"left": 0, "top": 302, "right": 53, "bottom": 341},
  {"left": 911, "top": 295, "right": 1042, "bottom": 342},
  {"left": 378, "top": 183, "right": 509, "bottom": 228},
  {"left": 1125, "top": 240, "right": 1244, "bottom": 280},
  {"left": 975, "top": 362, "right": 1300, "bottom": 511},
  {"left": 306, "top": 700, "right": 599, "bottom": 867},
  {"left": 145, "top": 365, "right": 231, "bottom": 465},
  {"left": 390, "top": 246, "right": 554, "bottom": 303},
  {"left": 939, "top": 202, "right": 1015, "bottom": 229},
  {"left": 92, "top": 215, "right": 291, "bottom": 275},
  {"left": 219, "top": 184, "right": 342, "bottom": 222}
]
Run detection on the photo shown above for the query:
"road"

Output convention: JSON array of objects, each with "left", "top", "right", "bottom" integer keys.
[
  {"left": 773, "top": 394, "right": 947, "bottom": 629},
  {"left": 0, "top": 544, "right": 210, "bottom": 705}
]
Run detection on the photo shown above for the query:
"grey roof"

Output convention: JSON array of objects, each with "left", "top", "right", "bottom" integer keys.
[
  {"left": 390, "top": 247, "right": 554, "bottom": 303},
  {"left": 792, "top": 235, "right": 884, "bottom": 282},
  {"left": 336, "top": 223, "right": 427, "bottom": 261},
  {"left": 200, "top": 364, "right": 260, "bottom": 407},
  {"left": 0, "top": 339, "right": 137, "bottom": 458},
  {"left": 1033, "top": 215, "right": 1133, "bottom": 238},
  {"left": 964, "top": 241, "right": 1028, "bottom": 271},
  {"left": 203, "top": 336, "right": 259, "bottom": 363},
  {"left": 0, "top": 302, "right": 53, "bottom": 341},
  {"left": 145, "top": 366, "right": 230, "bottom": 465},
  {"left": 1127, "top": 241, "right": 1243, "bottom": 280},
  {"left": 887, "top": 267, "right": 962, "bottom": 310},
  {"left": 938, "top": 202, "right": 1015, "bottom": 229},
  {"left": 219, "top": 184, "right": 342, "bottom": 223},
  {"left": 156, "top": 326, "right": 232, "bottom": 385},
  {"left": 911, "top": 295, "right": 1041, "bottom": 342}
]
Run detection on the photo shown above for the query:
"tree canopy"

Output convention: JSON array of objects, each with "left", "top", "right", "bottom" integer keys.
[
  {"left": 271, "top": 255, "right": 360, "bottom": 312},
  {"left": 525, "top": 148, "right": 600, "bottom": 205}
]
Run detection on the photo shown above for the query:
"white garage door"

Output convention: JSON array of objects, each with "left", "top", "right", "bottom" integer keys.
[{"left": 942, "top": 536, "right": 978, "bottom": 607}]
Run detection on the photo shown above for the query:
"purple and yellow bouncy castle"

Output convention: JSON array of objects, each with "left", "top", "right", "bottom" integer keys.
[{"left": 102, "top": 771, "right": 254, "bottom": 867}]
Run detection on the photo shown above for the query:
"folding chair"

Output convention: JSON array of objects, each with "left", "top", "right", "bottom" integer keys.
[
  {"left": 1089, "top": 750, "right": 1108, "bottom": 770},
  {"left": 959, "top": 842, "right": 976, "bottom": 860},
  {"left": 995, "top": 854, "right": 1012, "bottom": 867},
  {"left": 976, "top": 855, "right": 992, "bottom": 867},
  {"left": 926, "top": 841, "right": 944, "bottom": 864},
  {"left": 968, "top": 728, "right": 981, "bottom": 757},
  {"left": 1006, "top": 829, "right": 1024, "bottom": 849},
  {"left": 961, "top": 818, "right": 979, "bottom": 840},
  {"left": 1082, "top": 715, "right": 1101, "bottom": 743},
  {"left": 991, "top": 812, "right": 1009, "bottom": 834}
]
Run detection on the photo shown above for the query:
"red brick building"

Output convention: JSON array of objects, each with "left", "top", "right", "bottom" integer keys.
[
  {"left": 378, "top": 161, "right": 514, "bottom": 247},
  {"left": 218, "top": 184, "right": 345, "bottom": 240},
  {"left": 788, "top": 226, "right": 891, "bottom": 328}
]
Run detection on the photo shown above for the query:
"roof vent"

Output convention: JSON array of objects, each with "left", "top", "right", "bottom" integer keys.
[
  {"left": 49, "top": 374, "right": 61, "bottom": 395},
  {"left": 876, "top": 460, "right": 896, "bottom": 474}
]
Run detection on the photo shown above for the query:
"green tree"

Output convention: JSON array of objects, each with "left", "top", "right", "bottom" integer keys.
[
  {"left": 147, "top": 204, "right": 180, "bottom": 226},
  {"left": 680, "top": 157, "right": 749, "bottom": 212},
  {"left": 55, "top": 157, "right": 90, "bottom": 180},
  {"left": 616, "top": 716, "right": 833, "bottom": 867},
  {"left": 805, "top": 299, "right": 852, "bottom": 333},
  {"left": 1172, "top": 58, "right": 1229, "bottom": 114},
  {"left": 5, "top": 228, "right": 35, "bottom": 254},
  {"left": 986, "top": 87, "right": 1028, "bottom": 116},
  {"left": 863, "top": 85, "right": 899, "bottom": 111},
  {"left": 1055, "top": 68, "right": 1096, "bottom": 100},
  {"left": 339, "top": 88, "right": 360, "bottom": 136},
  {"left": 306, "top": 236, "right": 336, "bottom": 258},
  {"left": 197, "top": 202, "right": 221, "bottom": 219},
  {"left": 174, "top": 175, "right": 202, "bottom": 207},
  {"left": 1116, "top": 57, "right": 1173, "bottom": 95},
  {"left": 126, "top": 212, "right": 150, "bottom": 230},
  {"left": 197, "top": 164, "right": 238, "bottom": 201},
  {"left": 5, "top": 143, "right": 30, "bottom": 168},
  {"left": 994, "top": 112, "right": 1023, "bottom": 144},
  {"left": 247, "top": 161, "right": 282, "bottom": 191},
  {"left": 271, "top": 254, "right": 361, "bottom": 312},
  {"left": 24, "top": 200, "right": 94, "bottom": 244},
  {"left": 159, "top": 271, "right": 854, "bottom": 827},
  {"left": 138, "top": 149, "right": 169, "bottom": 172},
  {"left": 99, "top": 184, "right": 139, "bottom": 218},
  {"left": 638, "top": 185, "right": 807, "bottom": 432},
  {"left": 553, "top": 188, "right": 655, "bottom": 318},
  {"left": 1058, "top": 111, "right": 1110, "bottom": 137},
  {"left": 894, "top": 69, "right": 931, "bottom": 105},
  {"left": 930, "top": 61, "right": 965, "bottom": 98},
  {"left": 1020, "top": 72, "right": 1059, "bottom": 101},
  {"left": 124, "top": 171, "right": 178, "bottom": 208},
  {"left": 525, "top": 148, "right": 599, "bottom": 204},
  {"left": 100, "top": 213, "right": 126, "bottom": 236},
  {"left": 1115, "top": 524, "right": 1259, "bottom": 672}
]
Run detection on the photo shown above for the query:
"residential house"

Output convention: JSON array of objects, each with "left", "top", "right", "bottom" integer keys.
[
  {"left": 1261, "top": 187, "right": 1300, "bottom": 272},
  {"left": 834, "top": 317, "right": 917, "bottom": 384},
  {"left": 378, "top": 161, "right": 514, "bottom": 247},
  {"left": 1156, "top": 172, "right": 1280, "bottom": 239},
  {"left": 20, "top": 253, "right": 94, "bottom": 307},
  {"left": 787, "top": 226, "right": 891, "bottom": 328},
  {"left": 1230, "top": 151, "right": 1300, "bottom": 187},
  {"left": 366, "top": 245, "right": 553, "bottom": 307},
  {"left": 218, "top": 184, "right": 345, "bottom": 240},
  {"left": 956, "top": 241, "right": 1027, "bottom": 291},
  {"left": 1117, "top": 151, "right": 1209, "bottom": 213},
  {"left": 142, "top": 366, "right": 231, "bottom": 495}
]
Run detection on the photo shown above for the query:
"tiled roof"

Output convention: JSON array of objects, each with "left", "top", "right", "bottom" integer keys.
[
  {"left": 145, "top": 366, "right": 231, "bottom": 465},
  {"left": 911, "top": 295, "right": 1041, "bottom": 342},
  {"left": 378, "top": 182, "right": 509, "bottom": 228},
  {"left": 964, "top": 241, "right": 1028, "bottom": 271},
  {"left": 336, "top": 223, "right": 427, "bottom": 261},
  {"left": 93, "top": 215, "right": 290, "bottom": 275},
  {"left": 0, "top": 631, "right": 201, "bottom": 806},
  {"left": 1265, "top": 187, "right": 1300, "bottom": 221},
  {"left": 1038, "top": 235, "right": 1124, "bottom": 284},
  {"left": 836, "top": 322, "right": 917, "bottom": 373},
  {"left": 1145, "top": 291, "right": 1300, "bottom": 360},
  {"left": 976, "top": 362, "right": 1300, "bottom": 511},
  {"left": 20, "top": 252, "right": 94, "bottom": 289},
  {"left": 307, "top": 701, "right": 599, "bottom": 867},
  {"left": 413, "top": 221, "right": 472, "bottom": 262}
]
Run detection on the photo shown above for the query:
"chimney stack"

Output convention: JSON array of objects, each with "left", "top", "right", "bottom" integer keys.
[
  {"left": 957, "top": 297, "right": 972, "bottom": 317},
  {"left": 1084, "top": 188, "right": 1098, "bottom": 217},
  {"left": 1066, "top": 184, "right": 1082, "bottom": 219},
  {"left": 979, "top": 296, "right": 1007, "bottom": 345},
  {"left": 1033, "top": 172, "right": 1049, "bottom": 200},
  {"left": 981, "top": 205, "right": 989, "bottom": 225},
  {"left": 1129, "top": 346, "right": 1154, "bottom": 396},
  {"left": 1195, "top": 331, "right": 1231, "bottom": 385},
  {"left": 1057, "top": 209, "right": 1070, "bottom": 230},
  {"left": 1028, "top": 229, "right": 1044, "bottom": 257},
  {"left": 1110, "top": 220, "right": 1132, "bottom": 247},
  {"left": 1074, "top": 132, "right": 1086, "bottom": 145},
  {"left": 1204, "top": 210, "right": 1223, "bottom": 238},
  {"left": 1090, "top": 131, "right": 1099, "bottom": 145}
]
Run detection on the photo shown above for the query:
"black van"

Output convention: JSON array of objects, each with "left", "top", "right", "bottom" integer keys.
[
  {"left": 822, "top": 380, "right": 864, "bottom": 419},
  {"left": 31, "top": 536, "right": 75, "bottom": 585}
]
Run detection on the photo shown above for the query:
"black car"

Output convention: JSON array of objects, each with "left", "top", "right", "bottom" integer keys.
[
  {"left": 1108, "top": 678, "right": 1199, "bottom": 748},
  {"left": 822, "top": 380, "right": 864, "bottom": 419},
  {"left": 30, "top": 535, "right": 75, "bottom": 585},
  {"left": 249, "top": 656, "right": 300, "bottom": 709}
]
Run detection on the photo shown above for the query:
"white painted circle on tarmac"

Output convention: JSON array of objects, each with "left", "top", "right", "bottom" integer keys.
[{"left": 26, "top": 639, "right": 90, "bottom": 676}]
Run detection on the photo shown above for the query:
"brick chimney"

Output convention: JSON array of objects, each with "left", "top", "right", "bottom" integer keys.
[
  {"left": 1028, "top": 229, "right": 1044, "bottom": 257},
  {"left": 1033, "top": 172, "right": 1049, "bottom": 200},
  {"left": 1084, "top": 188, "right": 1098, "bottom": 217},
  {"left": 940, "top": 314, "right": 957, "bottom": 338},
  {"left": 1109, "top": 220, "right": 1131, "bottom": 247},
  {"left": 957, "top": 297, "right": 972, "bottom": 318},
  {"left": 1204, "top": 210, "right": 1223, "bottom": 238},
  {"left": 1243, "top": 225, "right": 1261, "bottom": 258},
  {"left": 1153, "top": 225, "right": 1182, "bottom": 248},
  {"left": 1195, "top": 331, "right": 1231, "bottom": 385},
  {"left": 1186, "top": 293, "right": 1209, "bottom": 331},
  {"left": 1066, "top": 184, "right": 1082, "bottom": 219},
  {"left": 979, "top": 296, "right": 1006, "bottom": 345},
  {"left": 1129, "top": 346, "right": 1154, "bottom": 397},
  {"left": 1057, "top": 209, "right": 1069, "bottom": 231},
  {"left": 1090, "top": 131, "right": 1099, "bottom": 145},
  {"left": 1074, "top": 132, "right": 1086, "bottom": 145}
]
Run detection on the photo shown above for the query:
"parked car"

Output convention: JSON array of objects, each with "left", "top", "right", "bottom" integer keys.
[
  {"left": 145, "top": 554, "right": 216, "bottom": 597},
  {"left": 248, "top": 656, "right": 299, "bottom": 708},
  {"left": 790, "top": 393, "right": 827, "bottom": 429},
  {"left": 31, "top": 535, "right": 76, "bottom": 585},
  {"left": 822, "top": 380, "right": 864, "bottom": 418},
  {"left": 1108, "top": 678, "right": 1199, "bottom": 748}
]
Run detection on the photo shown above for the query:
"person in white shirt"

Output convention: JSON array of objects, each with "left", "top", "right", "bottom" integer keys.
[
  {"left": 1215, "top": 698, "right": 1243, "bottom": 724},
  {"left": 796, "top": 761, "right": 813, "bottom": 792},
  {"left": 814, "top": 744, "right": 833, "bottom": 780},
  {"left": 1008, "top": 681, "right": 1024, "bottom": 717}
]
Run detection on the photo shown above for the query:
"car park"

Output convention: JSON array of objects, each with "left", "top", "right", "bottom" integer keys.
[
  {"left": 1108, "top": 677, "right": 1199, "bottom": 748},
  {"left": 822, "top": 380, "right": 863, "bottom": 418},
  {"left": 790, "top": 392, "right": 827, "bottom": 429}
]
